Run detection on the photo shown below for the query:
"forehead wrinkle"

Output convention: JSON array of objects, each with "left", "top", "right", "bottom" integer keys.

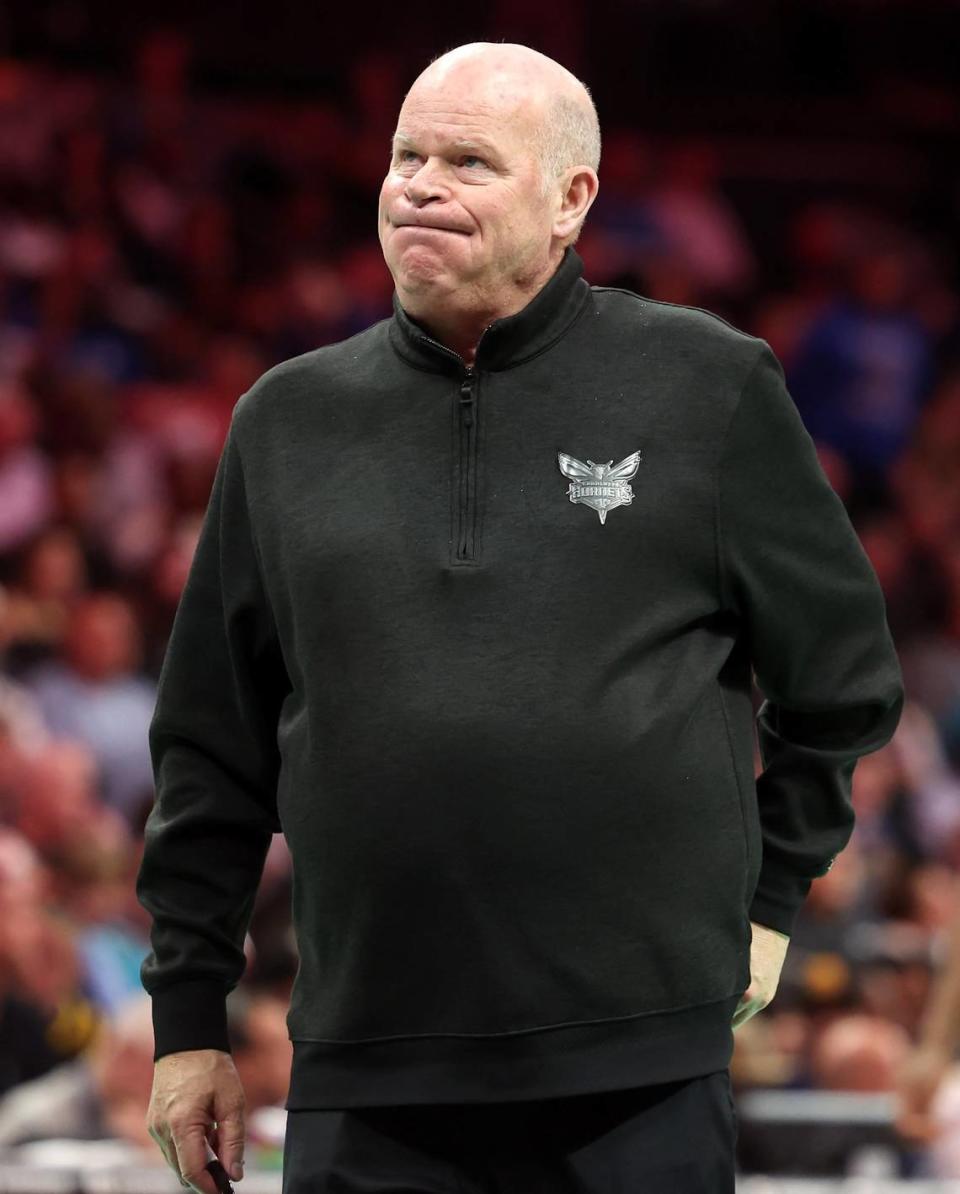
[
  {"left": 391, "top": 89, "right": 543, "bottom": 166},
  {"left": 391, "top": 130, "right": 501, "bottom": 155}
]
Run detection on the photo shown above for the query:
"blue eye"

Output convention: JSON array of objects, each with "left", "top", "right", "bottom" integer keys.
[{"left": 393, "top": 150, "right": 488, "bottom": 169}]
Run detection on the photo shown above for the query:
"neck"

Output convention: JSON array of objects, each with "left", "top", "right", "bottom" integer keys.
[{"left": 399, "top": 247, "right": 565, "bottom": 366}]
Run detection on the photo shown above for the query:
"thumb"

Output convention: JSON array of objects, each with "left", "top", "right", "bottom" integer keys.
[{"left": 213, "top": 1107, "right": 245, "bottom": 1182}]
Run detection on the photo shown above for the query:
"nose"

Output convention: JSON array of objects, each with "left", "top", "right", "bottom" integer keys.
[{"left": 403, "top": 157, "right": 452, "bottom": 206}]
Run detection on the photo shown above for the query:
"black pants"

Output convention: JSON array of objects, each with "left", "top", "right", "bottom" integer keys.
[{"left": 281, "top": 1068, "right": 738, "bottom": 1193}]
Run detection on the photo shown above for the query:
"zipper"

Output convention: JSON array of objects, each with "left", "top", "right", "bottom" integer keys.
[
  {"left": 457, "top": 366, "right": 478, "bottom": 561},
  {"left": 408, "top": 328, "right": 483, "bottom": 564}
]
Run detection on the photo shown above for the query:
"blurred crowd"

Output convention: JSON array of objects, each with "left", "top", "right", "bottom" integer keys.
[{"left": 0, "top": 17, "right": 959, "bottom": 1180}]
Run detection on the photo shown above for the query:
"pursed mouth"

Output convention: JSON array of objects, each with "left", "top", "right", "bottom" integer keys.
[{"left": 394, "top": 223, "right": 469, "bottom": 235}]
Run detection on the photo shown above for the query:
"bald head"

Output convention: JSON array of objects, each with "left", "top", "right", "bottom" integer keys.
[
  {"left": 409, "top": 43, "right": 601, "bottom": 203},
  {"left": 379, "top": 41, "right": 600, "bottom": 360}
]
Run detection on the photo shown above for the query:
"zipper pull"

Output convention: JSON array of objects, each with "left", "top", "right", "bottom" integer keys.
[{"left": 460, "top": 371, "right": 475, "bottom": 427}]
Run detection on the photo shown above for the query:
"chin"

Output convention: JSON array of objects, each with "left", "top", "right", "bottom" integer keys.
[{"left": 392, "top": 250, "right": 456, "bottom": 292}]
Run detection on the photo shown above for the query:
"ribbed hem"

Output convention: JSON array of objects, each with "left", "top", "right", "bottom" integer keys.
[
  {"left": 149, "top": 979, "right": 230, "bottom": 1061},
  {"left": 284, "top": 993, "right": 741, "bottom": 1109}
]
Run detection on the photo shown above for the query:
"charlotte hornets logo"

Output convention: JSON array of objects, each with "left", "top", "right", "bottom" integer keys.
[{"left": 557, "top": 449, "right": 641, "bottom": 524}]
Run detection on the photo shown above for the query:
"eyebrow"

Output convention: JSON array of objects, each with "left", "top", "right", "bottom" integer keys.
[{"left": 390, "top": 132, "right": 498, "bottom": 157}]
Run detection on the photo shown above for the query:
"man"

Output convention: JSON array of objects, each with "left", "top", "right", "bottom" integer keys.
[{"left": 138, "top": 41, "right": 905, "bottom": 1194}]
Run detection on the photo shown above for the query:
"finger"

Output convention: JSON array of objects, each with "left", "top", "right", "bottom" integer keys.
[
  {"left": 896, "top": 1111, "right": 943, "bottom": 1145},
  {"left": 204, "top": 1124, "right": 223, "bottom": 1181},
  {"left": 172, "top": 1129, "right": 220, "bottom": 1194},
  {"left": 896, "top": 1090, "right": 930, "bottom": 1118},
  {"left": 149, "top": 1130, "right": 185, "bottom": 1186},
  {"left": 206, "top": 1122, "right": 240, "bottom": 1183},
  {"left": 165, "top": 1147, "right": 186, "bottom": 1186},
  {"left": 206, "top": 1159, "right": 238, "bottom": 1193},
  {"left": 213, "top": 1112, "right": 246, "bottom": 1182}
]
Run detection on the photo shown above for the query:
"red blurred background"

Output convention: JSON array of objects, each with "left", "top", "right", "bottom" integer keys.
[{"left": 0, "top": 1, "right": 958, "bottom": 1182}]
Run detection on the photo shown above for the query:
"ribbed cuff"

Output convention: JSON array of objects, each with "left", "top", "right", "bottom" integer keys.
[
  {"left": 150, "top": 979, "right": 231, "bottom": 1062},
  {"left": 748, "top": 869, "right": 813, "bottom": 938}
]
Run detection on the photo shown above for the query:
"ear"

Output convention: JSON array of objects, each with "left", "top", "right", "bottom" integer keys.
[{"left": 552, "top": 166, "right": 599, "bottom": 242}]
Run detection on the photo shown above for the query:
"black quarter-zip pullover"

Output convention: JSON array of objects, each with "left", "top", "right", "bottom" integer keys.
[{"left": 136, "top": 245, "right": 904, "bottom": 1108}]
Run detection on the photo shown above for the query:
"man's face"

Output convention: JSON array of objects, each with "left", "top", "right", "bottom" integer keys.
[{"left": 378, "top": 77, "right": 555, "bottom": 308}]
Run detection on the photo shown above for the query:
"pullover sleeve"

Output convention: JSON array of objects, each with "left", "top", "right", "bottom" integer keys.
[
  {"left": 136, "top": 407, "right": 289, "bottom": 1060},
  {"left": 718, "top": 341, "right": 905, "bottom": 938}
]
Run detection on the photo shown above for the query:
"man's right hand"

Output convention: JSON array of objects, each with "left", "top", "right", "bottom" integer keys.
[{"left": 146, "top": 1048, "right": 246, "bottom": 1192}]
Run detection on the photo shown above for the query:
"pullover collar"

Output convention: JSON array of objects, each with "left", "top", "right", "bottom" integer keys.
[{"left": 388, "top": 245, "right": 591, "bottom": 375}]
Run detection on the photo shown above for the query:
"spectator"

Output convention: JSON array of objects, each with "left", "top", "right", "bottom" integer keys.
[
  {"left": 0, "top": 992, "right": 157, "bottom": 1156},
  {"left": 785, "top": 243, "right": 938, "bottom": 494},
  {"left": 20, "top": 593, "right": 156, "bottom": 824},
  {"left": 0, "top": 382, "right": 55, "bottom": 556},
  {"left": 0, "top": 988, "right": 291, "bottom": 1154}
]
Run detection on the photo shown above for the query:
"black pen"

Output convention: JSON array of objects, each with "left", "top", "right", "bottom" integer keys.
[{"left": 205, "top": 1159, "right": 235, "bottom": 1194}]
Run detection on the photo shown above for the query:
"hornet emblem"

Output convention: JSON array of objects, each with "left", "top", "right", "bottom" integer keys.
[{"left": 557, "top": 449, "right": 641, "bottom": 524}]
